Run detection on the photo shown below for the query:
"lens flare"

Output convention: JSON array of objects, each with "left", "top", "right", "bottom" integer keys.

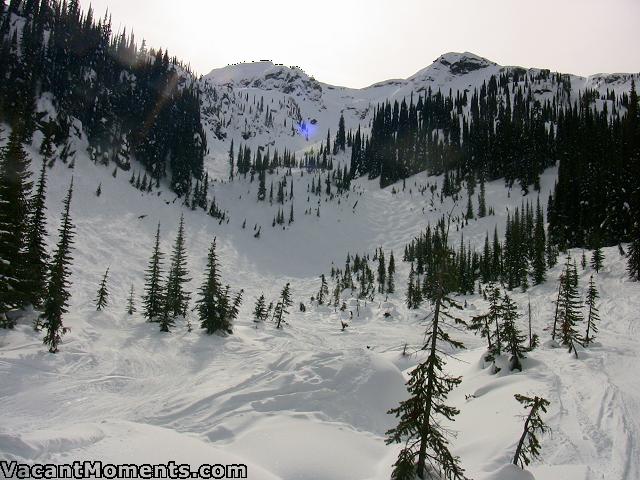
[{"left": 296, "top": 120, "right": 317, "bottom": 141}]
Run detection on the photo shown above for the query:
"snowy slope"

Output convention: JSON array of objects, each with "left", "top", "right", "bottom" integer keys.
[
  {"left": 1, "top": 114, "right": 640, "bottom": 479},
  {"left": 1, "top": 52, "right": 640, "bottom": 480}
]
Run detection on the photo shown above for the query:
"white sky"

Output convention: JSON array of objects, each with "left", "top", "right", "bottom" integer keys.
[{"left": 80, "top": 0, "right": 639, "bottom": 88}]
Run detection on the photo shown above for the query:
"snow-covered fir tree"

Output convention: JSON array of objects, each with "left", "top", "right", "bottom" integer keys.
[
  {"left": 95, "top": 267, "right": 110, "bottom": 311},
  {"left": 41, "top": 179, "right": 75, "bottom": 353}
]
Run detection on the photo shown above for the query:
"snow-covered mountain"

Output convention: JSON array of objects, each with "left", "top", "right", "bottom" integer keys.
[
  {"left": 1, "top": 48, "right": 640, "bottom": 480},
  {"left": 199, "top": 51, "right": 637, "bottom": 171}
]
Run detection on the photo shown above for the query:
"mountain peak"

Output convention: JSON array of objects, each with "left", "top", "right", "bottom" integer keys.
[
  {"left": 205, "top": 61, "right": 311, "bottom": 87},
  {"left": 431, "top": 51, "right": 496, "bottom": 74}
]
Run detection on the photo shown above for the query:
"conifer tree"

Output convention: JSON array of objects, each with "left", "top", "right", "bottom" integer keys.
[
  {"left": 584, "top": 275, "right": 600, "bottom": 346},
  {"left": 465, "top": 194, "right": 474, "bottom": 220},
  {"left": 274, "top": 283, "right": 292, "bottom": 329},
  {"left": 143, "top": 223, "right": 165, "bottom": 322},
  {"left": 253, "top": 294, "right": 267, "bottom": 325},
  {"left": 387, "top": 251, "right": 396, "bottom": 294},
  {"left": 468, "top": 284, "right": 502, "bottom": 364},
  {"left": 41, "top": 179, "right": 75, "bottom": 353},
  {"left": 127, "top": 284, "right": 136, "bottom": 315},
  {"left": 477, "top": 178, "right": 487, "bottom": 218},
  {"left": 532, "top": 199, "right": 546, "bottom": 284},
  {"left": 197, "top": 238, "right": 239, "bottom": 335},
  {"left": 557, "top": 258, "right": 583, "bottom": 357},
  {"left": 317, "top": 274, "right": 329, "bottom": 305},
  {"left": 591, "top": 245, "right": 604, "bottom": 273},
  {"left": 377, "top": 249, "right": 386, "bottom": 294},
  {"left": 500, "top": 293, "right": 528, "bottom": 371},
  {"left": 165, "top": 214, "right": 191, "bottom": 318},
  {"left": 22, "top": 159, "right": 49, "bottom": 308},
  {"left": 628, "top": 224, "right": 640, "bottom": 281},
  {"left": 512, "top": 394, "right": 550, "bottom": 468},
  {"left": 95, "top": 267, "right": 110, "bottom": 311},
  {"left": 257, "top": 169, "right": 266, "bottom": 201},
  {"left": 0, "top": 127, "right": 33, "bottom": 313},
  {"left": 159, "top": 303, "right": 174, "bottom": 333},
  {"left": 386, "top": 224, "right": 468, "bottom": 480}
]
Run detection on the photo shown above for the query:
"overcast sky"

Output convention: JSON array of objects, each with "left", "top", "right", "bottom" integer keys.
[{"left": 80, "top": 0, "right": 639, "bottom": 88}]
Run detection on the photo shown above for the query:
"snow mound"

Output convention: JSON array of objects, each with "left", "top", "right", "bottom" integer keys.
[{"left": 483, "top": 464, "right": 536, "bottom": 480}]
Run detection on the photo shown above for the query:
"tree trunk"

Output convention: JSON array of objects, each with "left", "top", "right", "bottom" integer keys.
[
  {"left": 417, "top": 292, "right": 441, "bottom": 479},
  {"left": 513, "top": 410, "right": 533, "bottom": 466}
]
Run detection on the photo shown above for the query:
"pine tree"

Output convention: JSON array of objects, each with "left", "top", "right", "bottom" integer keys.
[
  {"left": 584, "top": 275, "right": 600, "bottom": 346},
  {"left": 628, "top": 223, "right": 640, "bottom": 281},
  {"left": 142, "top": 223, "right": 165, "bottom": 322},
  {"left": 0, "top": 127, "right": 33, "bottom": 314},
  {"left": 127, "top": 284, "right": 136, "bottom": 315},
  {"left": 557, "top": 258, "right": 583, "bottom": 357},
  {"left": 274, "top": 283, "right": 293, "bottom": 329},
  {"left": 22, "top": 159, "right": 49, "bottom": 308},
  {"left": 512, "top": 394, "right": 550, "bottom": 468},
  {"left": 590, "top": 246, "right": 604, "bottom": 273},
  {"left": 468, "top": 284, "right": 502, "bottom": 364},
  {"left": 532, "top": 199, "right": 546, "bottom": 284},
  {"left": 377, "top": 249, "right": 386, "bottom": 294},
  {"left": 317, "top": 274, "right": 329, "bottom": 305},
  {"left": 159, "top": 303, "right": 174, "bottom": 333},
  {"left": 197, "top": 238, "right": 239, "bottom": 335},
  {"left": 387, "top": 251, "right": 396, "bottom": 294},
  {"left": 257, "top": 169, "right": 266, "bottom": 201},
  {"left": 386, "top": 225, "right": 468, "bottom": 480},
  {"left": 253, "top": 294, "right": 267, "bottom": 326},
  {"left": 500, "top": 293, "right": 528, "bottom": 371},
  {"left": 41, "top": 179, "right": 75, "bottom": 353},
  {"left": 465, "top": 194, "right": 474, "bottom": 220},
  {"left": 477, "top": 178, "right": 487, "bottom": 218},
  {"left": 95, "top": 267, "right": 110, "bottom": 311},
  {"left": 165, "top": 214, "right": 191, "bottom": 318}
]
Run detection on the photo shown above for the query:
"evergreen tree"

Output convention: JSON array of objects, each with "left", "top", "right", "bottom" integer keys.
[
  {"left": 257, "top": 169, "right": 266, "bottom": 201},
  {"left": 477, "top": 178, "right": 487, "bottom": 218},
  {"left": 41, "top": 179, "right": 75, "bottom": 353},
  {"left": 377, "top": 249, "right": 386, "bottom": 294},
  {"left": 159, "top": 303, "right": 174, "bottom": 333},
  {"left": 532, "top": 199, "right": 546, "bottom": 284},
  {"left": 22, "top": 159, "right": 49, "bottom": 308},
  {"left": 197, "top": 238, "right": 240, "bottom": 335},
  {"left": 386, "top": 226, "right": 468, "bottom": 480},
  {"left": 253, "top": 294, "right": 267, "bottom": 325},
  {"left": 165, "top": 214, "right": 191, "bottom": 318},
  {"left": 629, "top": 230, "right": 640, "bottom": 281},
  {"left": 95, "top": 267, "right": 110, "bottom": 311},
  {"left": 0, "top": 127, "right": 33, "bottom": 313},
  {"left": 142, "top": 223, "right": 165, "bottom": 322},
  {"left": 465, "top": 194, "right": 474, "bottom": 220},
  {"left": 500, "top": 293, "right": 528, "bottom": 371},
  {"left": 468, "top": 284, "right": 502, "bottom": 364},
  {"left": 557, "top": 258, "right": 583, "bottom": 357},
  {"left": 127, "top": 284, "right": 136, "bottom": 315},
  {"left": 317, "top": 274, "right": 329, "bottom": 305},
  {"left": 512, "top": 394, "right": 550, "bottom": 468},
  {"left": 590, "top": 246, "right": 604, "bottom": 273},
  {"left": 387, "top": 251, "right": 396, "bottom": 294},
  {"left": 274, "top": 283, "right": 293, "bottom": 329},
  {"left": 584, "top": 275, "right": 600, "bottom": 346},
  {"left": 336, "top": 114, "right": 346, "bottom": 152}
]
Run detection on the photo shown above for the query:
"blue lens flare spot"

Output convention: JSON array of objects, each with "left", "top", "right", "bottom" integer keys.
[{"left": 297, "top": 121, "right": 317, "bottom": 140}]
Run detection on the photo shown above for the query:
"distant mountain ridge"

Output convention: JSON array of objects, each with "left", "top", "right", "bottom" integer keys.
[{"left": 199, "top": 51, "right": 638, "bottom": 160}]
